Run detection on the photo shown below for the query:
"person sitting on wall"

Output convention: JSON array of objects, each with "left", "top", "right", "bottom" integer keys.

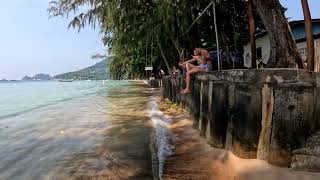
[
  {"left": 179, "top": 50, "right": 191, "bottom": 75},
  {"left": 172, "top": 66, "right": 181, "bottom": 75},
  {"left": 158, "top": 69, "right": 165, "bottom": 79},
  {"left": 199, "top": 48, "right": 212, "bottom": 70},
  {"left": 180, "top": 48, "right": 210, "bottom": 94}
]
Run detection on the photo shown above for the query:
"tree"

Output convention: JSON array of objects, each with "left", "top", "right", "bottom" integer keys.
[
  {"left": 253, "top": 0, "right": 304, "bottom": 69},
  {"left": 49, "top": 0, "right": 253, "bottom": 78},
  {"left": 301, "top": 0, "right": 314, "bottom": 71}
]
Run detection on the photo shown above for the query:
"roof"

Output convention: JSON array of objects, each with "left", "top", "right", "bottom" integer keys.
[
  {"left": 295, "top": 33, "right": 320, "bottom": 43},
  {"left": 254, "top": 30, "right": 268, "bottom": 39},
  {"left": 289, "top": 18, "right": 320, "bottom": 28},
  {"left": 244, "top": 19, "right": 320, "bottom": 44}
]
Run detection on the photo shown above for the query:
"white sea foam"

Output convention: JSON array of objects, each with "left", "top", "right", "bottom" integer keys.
[{"left": 149, "top": 98, "right": 175, "bottom": 179}]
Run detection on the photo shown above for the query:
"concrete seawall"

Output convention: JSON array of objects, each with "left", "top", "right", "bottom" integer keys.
[{"left": 162, "top": 69, "right": 320, "bottom": 167}]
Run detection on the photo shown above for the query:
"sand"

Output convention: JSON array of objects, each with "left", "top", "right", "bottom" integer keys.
[{"left": 160, "top": 102, "right": 320, "bottom": 180}]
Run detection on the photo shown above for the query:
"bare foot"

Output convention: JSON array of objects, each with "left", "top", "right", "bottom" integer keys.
[{"left": 181, "top": 89, "right": 191, "bottom": 94}]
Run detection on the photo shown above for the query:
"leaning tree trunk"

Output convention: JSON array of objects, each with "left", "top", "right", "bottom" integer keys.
[
  {"left": 253, "top": 0, "right": 304, "bottom": 69},
  {"left": 301, "top": 0, "right": 314, "bottom": 71},
  {"left": 170, "top": 37, "right": 182, "bottom": 60},
  {"left": 157, "top": 37, "right": 172, "bottom": 76}
]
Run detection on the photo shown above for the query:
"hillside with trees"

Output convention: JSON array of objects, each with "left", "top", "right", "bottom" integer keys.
[{"left": 54, "top": 60, "right": 109, "bottom": 80}]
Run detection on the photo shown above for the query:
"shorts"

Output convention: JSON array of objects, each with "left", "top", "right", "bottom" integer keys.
[{"left": 198, "top": 64, "right": 209, "bottom": 71}]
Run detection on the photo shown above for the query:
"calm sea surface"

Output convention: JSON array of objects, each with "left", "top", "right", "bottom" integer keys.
[{"left": 0, "top": 81, "right": 163, "bottom": 180}]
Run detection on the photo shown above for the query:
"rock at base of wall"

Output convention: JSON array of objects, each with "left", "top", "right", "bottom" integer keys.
[{"left": 291, "top": 131, "right": 320, "bottom": 172}]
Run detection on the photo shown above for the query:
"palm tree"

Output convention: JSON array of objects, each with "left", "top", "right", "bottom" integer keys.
[{"left": 301, "top": 0, "right": 314, "bottom": 71}]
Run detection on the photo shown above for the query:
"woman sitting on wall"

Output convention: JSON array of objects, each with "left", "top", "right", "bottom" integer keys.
[{"left": 180, "top": 48, "right": 211, "bottom": 94}]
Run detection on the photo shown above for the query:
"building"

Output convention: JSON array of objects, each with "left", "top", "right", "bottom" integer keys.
[{"left": 243, "top": 19, "right": 320, "bottom": 68}]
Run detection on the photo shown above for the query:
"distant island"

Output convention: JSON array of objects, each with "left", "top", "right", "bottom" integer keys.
[
  {"left": 54, "top": 60, "right": 108, "bottom": 80},
  {"left": 22, "top": 74, "right": 52, "bottom": 81},
  {"left": 20, "top": 60, "right": 109, "bottom": 81}
]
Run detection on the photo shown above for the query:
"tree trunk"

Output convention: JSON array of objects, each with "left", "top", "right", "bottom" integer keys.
[
  {"left": 249, "top": 0, "right": 257, "bottom": 69},
  {"left": 213, "top": 1, "right": 221, "bottom": 70},
  {"left": 220, "top": 30, "right": 231, "bottom": 69},
  {"left": 170, "top": 37, "right": 183, "bottom": 60},
  {"left": 253, "top": 0, "right": 304, "bottom": 69},
  {"left": 157, "top": 37, "right": 172, "bottom": 75},
  {"left": 301, "top": 0, "right": 314, "bottom": 71}
]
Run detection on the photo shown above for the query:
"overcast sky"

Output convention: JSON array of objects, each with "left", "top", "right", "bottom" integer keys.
[{"left": 0, "top": 0, "right": 319, "bottom": 80}]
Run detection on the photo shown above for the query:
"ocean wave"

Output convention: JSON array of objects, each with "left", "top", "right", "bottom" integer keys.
[
  {"left": 149, "top": 98, "right": 175, "bottom": 180},
  {"left": 0, "top": 91, "right": 101, "bottom": 121}
]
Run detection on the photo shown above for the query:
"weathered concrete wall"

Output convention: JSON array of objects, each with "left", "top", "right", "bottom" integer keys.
[
  {"left": 162, "top": 69, "right": 320, "bottom": 167},
  {"left": 149, "top": 79, "right": 162, "bottom": 88}
]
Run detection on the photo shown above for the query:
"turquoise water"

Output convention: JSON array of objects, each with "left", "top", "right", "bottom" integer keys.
[
  {"left": 0, "top": 81, "right": 107, "bottom": 120},
  {"left": 0, "top": 81, "right": 157, "bottom": 179}
]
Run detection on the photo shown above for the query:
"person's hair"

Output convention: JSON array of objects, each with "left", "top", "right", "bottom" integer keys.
[
  {"left": 200, "top": 50, "right": 207, "bottom": 62},
  {"left": 194, "top": 48, "right": 202, "bottom": 56}
]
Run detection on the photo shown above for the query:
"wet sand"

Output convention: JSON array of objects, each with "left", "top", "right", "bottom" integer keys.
[{"left": 160, "top": 99, "right": 320, "bottom": 180}]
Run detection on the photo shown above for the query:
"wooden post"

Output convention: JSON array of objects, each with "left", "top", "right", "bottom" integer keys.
[
  {"left": 301, "top": 0, "right": 314, "bottom": 71},
  {"left": 248, "top": 0, "right": 257, "bottom": 69}
]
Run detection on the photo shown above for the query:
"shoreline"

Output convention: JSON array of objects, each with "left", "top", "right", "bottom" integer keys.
[{"left": 159, "top": 98, "right": 320, "bottom": 180}]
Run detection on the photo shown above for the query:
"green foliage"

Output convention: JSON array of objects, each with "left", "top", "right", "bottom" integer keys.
[
  {"left": 54, "top": 60, "right": 109, "bottom": 80},
  {"left": 49, "top": 0, "right": 251, "bottom": 79}
]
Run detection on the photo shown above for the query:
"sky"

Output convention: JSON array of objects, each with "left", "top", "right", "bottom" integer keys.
[
  {"left": 0, "top": 0, "right": 104, "bottom": 80},
  {"left": 0, "top": 0, "right": 320, "bottom": 80},
  {"left": 280, "top": 0, "right": 320, "bottom": 21}
]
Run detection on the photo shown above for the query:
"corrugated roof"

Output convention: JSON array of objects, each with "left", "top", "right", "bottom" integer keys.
[
  {"left": 244, "top": 19, "right": 320, "bottom": 44},
  {"left": 289, "top": 18, "right": 320, "bottom": 28},
  {"left": 295, "top": 33, "right": 320, "bottom": 43}
]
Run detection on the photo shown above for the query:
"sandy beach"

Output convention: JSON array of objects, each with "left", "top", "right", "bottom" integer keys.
[{"left": 160, "top": 99, "right": 320, "bottom": 180}]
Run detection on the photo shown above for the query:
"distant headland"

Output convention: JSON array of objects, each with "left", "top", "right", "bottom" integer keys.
[
  {"left": 53, "top": 60, "right": 108, "bottom": 80},
  {"left": 19, "top": 60, "right": 108, "bottom": 81}
]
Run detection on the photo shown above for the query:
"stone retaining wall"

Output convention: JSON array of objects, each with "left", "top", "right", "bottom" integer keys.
[{"left": 162, "top": 69, "right": 320, "bottom": 167}]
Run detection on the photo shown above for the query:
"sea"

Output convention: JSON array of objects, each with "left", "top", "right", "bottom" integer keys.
[{"left": 0, "top": 81, "right": 174, "bottom": 180}]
